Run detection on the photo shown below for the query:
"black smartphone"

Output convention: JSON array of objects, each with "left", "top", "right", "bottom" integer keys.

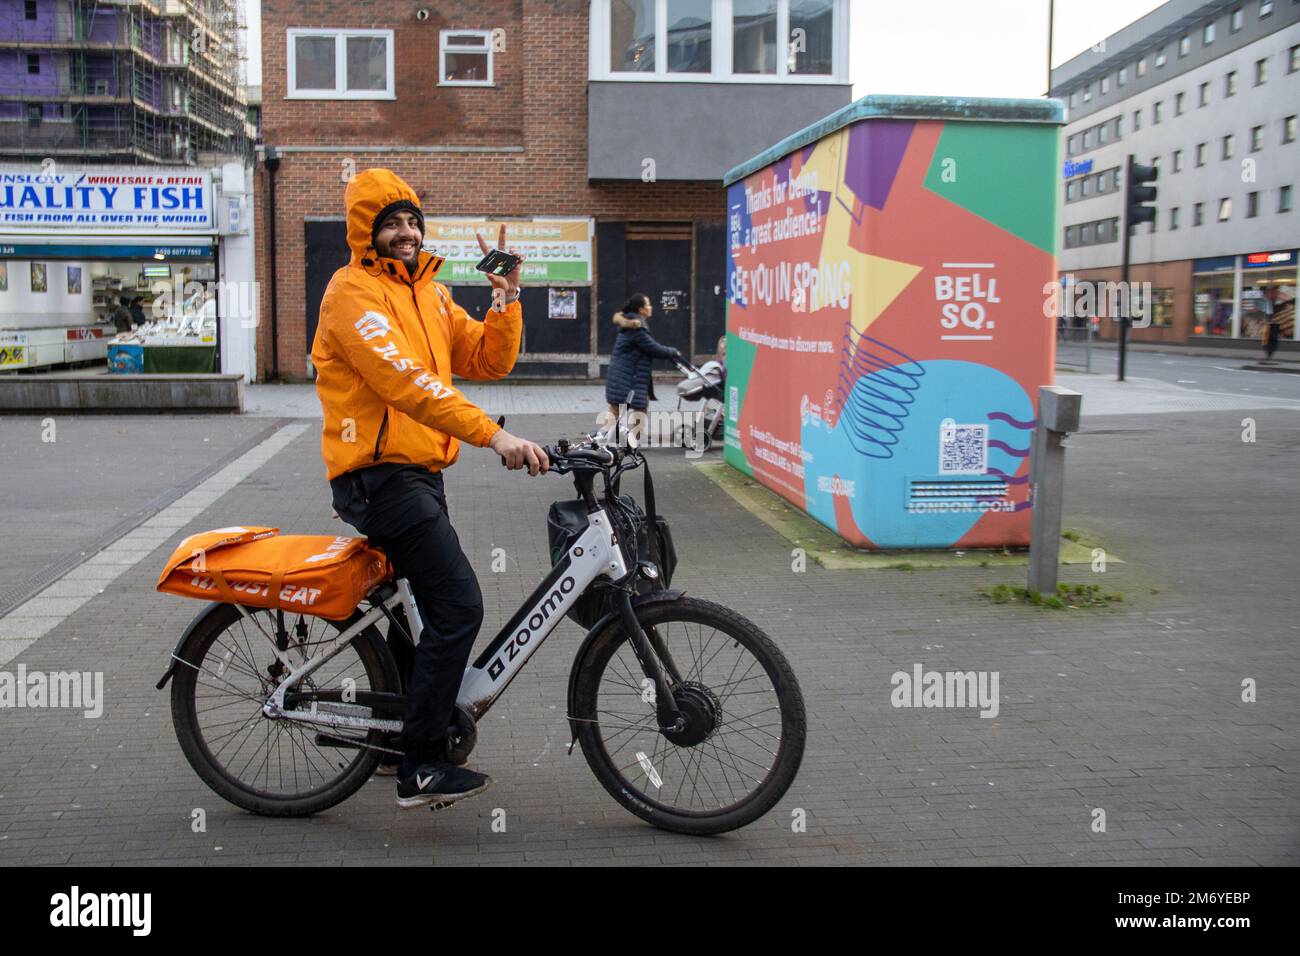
[{"left": 475, "top": 249, "right": 522, "bottom": 277}]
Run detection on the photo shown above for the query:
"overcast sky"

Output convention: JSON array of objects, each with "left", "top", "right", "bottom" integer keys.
[{"left": 242, "top": 0, "right": 1168, "bottom": 96}]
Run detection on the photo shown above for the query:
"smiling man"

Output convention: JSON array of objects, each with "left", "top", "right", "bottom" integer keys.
[{"left": 311, "top": 168, "right": 548, "bottom": 809}]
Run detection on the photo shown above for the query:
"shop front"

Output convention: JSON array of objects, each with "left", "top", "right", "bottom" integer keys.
[
  {"left": 0, "top": 163, "right": 257, "bottom": 380},
  {"left": 1192, "top": 249, "right": 1298, "bottom": 342}
]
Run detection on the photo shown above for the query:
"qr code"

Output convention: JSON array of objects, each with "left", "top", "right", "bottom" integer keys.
[{"left": 939, "top": 422, "right": 988, "bottom": 474}]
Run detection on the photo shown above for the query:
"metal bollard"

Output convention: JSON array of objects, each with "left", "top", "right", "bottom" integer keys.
[{"left": 1028, "top": 385, "right": 1083, "bottom": 595}]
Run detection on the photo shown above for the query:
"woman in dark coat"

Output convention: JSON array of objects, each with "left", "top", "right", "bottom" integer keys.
[{"left": 604, "top": 293, "right": 681, "bottom": 440}]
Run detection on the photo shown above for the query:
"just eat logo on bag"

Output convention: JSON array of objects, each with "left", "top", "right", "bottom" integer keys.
[{"left": 187, "top": 575, "right": 324, "bottom": 607}]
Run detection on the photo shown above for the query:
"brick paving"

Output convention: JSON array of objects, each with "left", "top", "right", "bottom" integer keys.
[{"left": 0, "top": 402, "right": 1297, "bottom": 866}]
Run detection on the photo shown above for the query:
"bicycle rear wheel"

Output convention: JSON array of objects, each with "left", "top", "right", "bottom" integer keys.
[
  {"left": 169, "top": 602, "right": 400, "bottom": 817},
  {"left": 572, "top": 596, "right": 806, "bottom": 835}
]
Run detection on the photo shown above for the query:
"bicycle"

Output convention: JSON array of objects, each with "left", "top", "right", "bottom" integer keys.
[{"left": 156, "top": 435, "right": 807, "bottom": 835}]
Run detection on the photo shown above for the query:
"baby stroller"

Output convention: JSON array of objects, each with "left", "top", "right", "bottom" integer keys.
[{"left": 672, "top": 358, "right": 726, "bottom": 452}]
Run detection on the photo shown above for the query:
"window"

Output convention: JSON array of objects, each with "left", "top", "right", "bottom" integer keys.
[
  {"left": 1203, "top": 22, "right": 1215, "bottom": 45},
  {"left": 1068, "top": 133, "right": 1081, "bottom": 155},
  {"left": 1095, "top": 172, "right": 1106, "bottom": 193},
  {"left": 1133, "top": 109, "right": 1142, "bottom": 131},
  {"left": 1115, "top": 116, "right": 1123, "bottom": 138},
  {"left": 1259, "top": 0, "right": 1273, "bottom": 16},
  {"left": 1290, "top": 45, "right": 1300, "bottom": 74},
  {"left": 1101, "top": 75, "right": 1110, "bottom": 94},
  {"left": 1173, "top": 149, "right": 1183, "bottom": 172},
  {"left": 1199, "top": 82, "right": 1209, "bottom": 106},
  {"left": 1251, "top": 125, "right": 1263, "bottom": 150},
  {"left": 1066, "top": 181, "right": 1079, "bottom": 200},
  {"left": 1083, "top": 84, "right": 1092, "bottom": 102},
  {"left": 1065, "top": 225, "right": 1078, "bottom": 248},
  {"left": 1218, "top": 198, "right": 1231, "bottom": 221},
  {"left": 1231, "top": 7, "right": 1243, "bottom": 31},
  {"left": 1175, "top": 91, "right": 1185, "bottom": 115},
  {"left": 1083, "top": 128, "right": 1094, "bottom": 148},
  {"left": 604, "top": 0, "right": 839, "bottom": 80},
  {"left": 733, "top": 0, "right": 778, "bottom": 74},
  {"left": 27, "top": 54, "right": 39, "bottom": 74},
  {"left": 1139, "top": 55, "right": 1149, "bottom": 75},
  {"left": 611, "top": 0, "right": 657, "bottom": 71},
  {"left": 1070, "top": 89, "right": 1079, "bottom": 107},
  {"left": 440, "top": 31, "right": 493, "bottom": 84},
  {"left": 1153, "top": 100, "right": 1163, "bottom": 123},
  {"left": 668, "top": 0, "right": 714, "bottom": 73},
  {"left": 1081, "top": 176, "right": 1091, "bottom": 196},
  {"left": 1119, "top": 66, "right": 1127, "bottom": 86},
  {"left": 1284, "top": 116, "right": 1297, "bottom": 143},
  {"left": 1196, "top": 142, "right": 1207, "bottom": 165},
  {"left": 1179, "top": 35, "right": 1190, "bottom": 56},
  {"left": 26, "top": 103, "right": 41, "bottom": 127},
  {"left": 287, "top": 29, "right": 394, "bottom": 98},
  {"left": 24, "top": 0, "right": 35, "bottom": 18},
  {"left": 1248, "top": 191, "right": 1260, "bottom": 217},
  {"left": 1149, "top": 288, "right": 1174, "bottom": 327},
  {"left": 1170, "top": 206, "right": 1181, "bottom": 229},
  {"left": 1226, "top": 70, "right": 1237, "bottom": 96},
  {"left": 1155, "top": 48, "right": 1166, "bottom": 68},
  {"left": 1255, "top": 58, "right": 1268, "bottom": 85},
  {"left": 1281, "top": 184, "right": 1293, "bottom": 213},
  {"left": 1099, "top": 122, "right": 1108, "bottom": 144},
  {"left": 1113, "top": 168, "right": 1122, "bottom": 190},
  {"left": 1194, "top": 202, "right": 1205, "bottom": 226},
  {"left": 1081, "top": 222, "right": 1093, "bottom": 243},
  {"left": 1223, "top": 134, "right": 1234, "bottom": 159}
]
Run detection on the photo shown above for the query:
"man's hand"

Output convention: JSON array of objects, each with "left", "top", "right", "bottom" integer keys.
[
  {"left": 489, "top": 429, "right": 549, "bottom": 476},
  {"left": 476, "top": 224, "right": 525, "bottom": 298}
]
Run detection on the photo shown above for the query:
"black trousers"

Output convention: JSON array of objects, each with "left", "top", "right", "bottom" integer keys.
[{"left": 330, "top": 464, "right": 483, "bottom": 766}]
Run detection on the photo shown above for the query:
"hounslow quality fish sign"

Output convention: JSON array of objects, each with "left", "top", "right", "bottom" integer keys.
[{"left": 0, "top": 167, "right": 214, "bottom": 230}]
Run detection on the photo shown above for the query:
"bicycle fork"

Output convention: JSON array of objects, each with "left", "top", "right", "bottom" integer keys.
[{"left": 613, "top": 591, "right": 686, "bottom": 734}]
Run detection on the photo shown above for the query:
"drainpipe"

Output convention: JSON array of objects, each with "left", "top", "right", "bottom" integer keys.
[{"left": 263, "top": 145, "right": 281, "bottom": 381}]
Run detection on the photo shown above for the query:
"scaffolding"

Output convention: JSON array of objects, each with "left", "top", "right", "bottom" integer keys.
[{"left": 0, "top": 0, "right": 250, "bottom": 165}]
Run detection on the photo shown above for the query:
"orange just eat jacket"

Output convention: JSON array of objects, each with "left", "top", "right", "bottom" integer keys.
[{"left": 311, "top": 169, "right": 521, "bottom": 480}]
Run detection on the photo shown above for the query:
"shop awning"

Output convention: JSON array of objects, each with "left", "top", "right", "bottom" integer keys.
[{"left": 0, "top": 233, "right": 215, "bottom": 261}]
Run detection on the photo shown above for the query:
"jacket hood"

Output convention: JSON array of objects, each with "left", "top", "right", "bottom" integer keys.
[
  {"left": 344, "top": 168, "right": 430, "bottom": 267},
  {"left": 613, "top": 312, "right": 643, "bottom": 329}
]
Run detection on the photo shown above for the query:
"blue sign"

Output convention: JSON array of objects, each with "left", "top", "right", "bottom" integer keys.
[
  {"left": 1062, "top": 159, "right": 1094, "bottom": 179},
  {"left": 0, "top": 242, "right": 212, "bottom": 260},
  {"left": 0, "top": 167, "right": 214, "bottom": 230}
]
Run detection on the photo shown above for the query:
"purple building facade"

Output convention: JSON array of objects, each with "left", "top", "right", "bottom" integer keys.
[{"left": 0, "top": 0, "right": 246, "bottom": 164}]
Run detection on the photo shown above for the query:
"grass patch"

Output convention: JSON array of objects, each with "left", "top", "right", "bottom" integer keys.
[
  {"left": 980, "top": 582, "right": 1124, "bottom": 610},
  {"left": 1061, "top": 528, "right": 1083, "bottom": 542}
]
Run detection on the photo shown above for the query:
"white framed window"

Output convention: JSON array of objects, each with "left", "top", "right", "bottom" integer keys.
[
  {"left": 286, "top": 28, "right": 394, "bottom": 99},
  {"left": 440, "top": 30, "right": 493, "bottom": 86},
  {"left": 591, "top": 0, "right": 848, "bottom": 83}
]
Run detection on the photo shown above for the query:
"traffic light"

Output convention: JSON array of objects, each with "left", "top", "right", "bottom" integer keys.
[{"left": 1126, "top": 160, "right": 1158, "bottom": 227}]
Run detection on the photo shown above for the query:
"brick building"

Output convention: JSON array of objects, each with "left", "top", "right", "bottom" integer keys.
[{"left": 256, "top": 0, "right": 851, "bottom": 380}]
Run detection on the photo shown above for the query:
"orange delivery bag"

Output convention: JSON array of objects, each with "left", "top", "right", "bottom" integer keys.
[{"left": 156, "top": 526, "right": 392, "bottom": 620}]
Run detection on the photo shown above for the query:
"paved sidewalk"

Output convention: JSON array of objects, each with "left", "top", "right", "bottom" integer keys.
[{"left": 0, "top": 405, "right": 1297, "bottom": 865}]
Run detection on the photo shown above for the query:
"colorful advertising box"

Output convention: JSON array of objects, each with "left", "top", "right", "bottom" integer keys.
[{"left": 723, "top": 95, "right": 1064, "bottom": 549}]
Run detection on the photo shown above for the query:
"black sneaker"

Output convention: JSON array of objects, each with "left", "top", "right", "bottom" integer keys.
[{"left": 396, "top": 762, "right": 491, "bottom": 809}]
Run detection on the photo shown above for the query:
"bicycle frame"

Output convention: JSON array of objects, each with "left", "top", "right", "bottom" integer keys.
[{"left": 255, "top": 507, "right": 629, "bottom": 734}]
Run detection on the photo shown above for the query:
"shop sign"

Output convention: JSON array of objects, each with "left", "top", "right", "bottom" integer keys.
[
  {"left": 422, "top": 218, "right": 592, "bottom": 285},
  {"left": 1062, "top": 159, "right": 1094, "bottom": 179},
  {"left": 0, "top": 166, "right": 214, "bottom": 231},
  {"left": 1244, "top": 250, "right": 1296, "bottom": 268}
]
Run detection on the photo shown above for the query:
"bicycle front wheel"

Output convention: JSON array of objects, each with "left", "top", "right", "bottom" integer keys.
[
  {"left": 169, "top": 602, "right": 400, "bottom": 817},
  {"left": 572, "top": 596, "right": 806, "bottom": 835}
]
